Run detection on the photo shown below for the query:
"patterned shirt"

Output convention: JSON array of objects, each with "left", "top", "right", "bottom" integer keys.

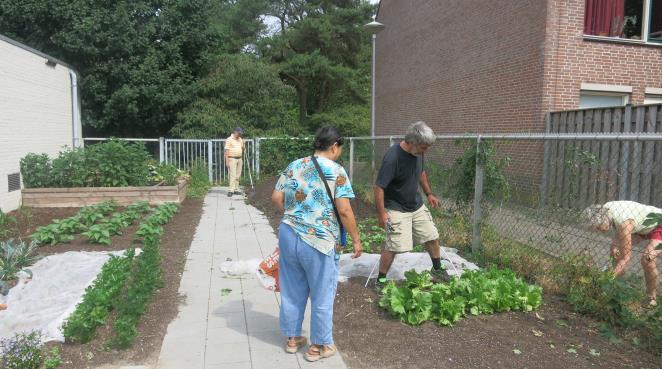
[{"left": 275, "top": 156, "right": 354, "bottom": 255}]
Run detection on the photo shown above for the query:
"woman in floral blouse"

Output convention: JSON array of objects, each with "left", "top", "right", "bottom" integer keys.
[{"left": 271, "top": 126, "right": 362, "bottom": 362}]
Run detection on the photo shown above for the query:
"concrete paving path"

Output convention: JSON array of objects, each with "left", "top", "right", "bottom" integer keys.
[{"left": 156, "top": 188, "right": 348, "bottom": 369}]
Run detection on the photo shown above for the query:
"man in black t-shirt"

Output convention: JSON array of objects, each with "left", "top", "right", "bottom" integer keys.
[{"left": 374, "top": 121, "right": 444, "bottom": 286}]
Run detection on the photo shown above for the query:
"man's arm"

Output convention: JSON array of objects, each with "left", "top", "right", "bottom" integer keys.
[
  {"left": 374, "top": 186, "right": 389, "bottom": 228},
  {"left": 419, "top": 171, "right": 440, "bottom": 208},
  {"left": 613, "top": 219, "right": 635, "bottom": 276}
]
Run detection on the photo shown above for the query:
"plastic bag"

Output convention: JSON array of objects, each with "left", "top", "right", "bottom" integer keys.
[{"left": 256, "top": 248, "right": 280, "bottom": 292}]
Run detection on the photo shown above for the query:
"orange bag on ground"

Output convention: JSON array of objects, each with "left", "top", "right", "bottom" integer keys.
[{"left": 257, "top": 248, "right": 280, "bottom": 292}]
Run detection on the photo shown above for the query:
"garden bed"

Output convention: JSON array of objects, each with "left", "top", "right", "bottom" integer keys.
[
  {"left": 22, "top": 180, "right": 188, "bottom": 208},
  {"left": 0, "top": 198, "right": 204, "bottom": 368},
  {"left": 247, "top": 177, "right": 660, "bottom": 369}
]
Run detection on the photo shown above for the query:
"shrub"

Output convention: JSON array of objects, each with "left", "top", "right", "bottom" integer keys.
[
  {"left": 0, "top": 331, "right": 43, "bottom": 369},
  {"left": 444, "top": 140, "right": 510, "bottom": 204},
  {"left": 20, "top": 153, "right": 52, "bottom": 188},
  {"left": 258, "top": 138, "right": 313, "bottom": 176},
  {"left": 187, "top": 160, "right": 211, "bottom": 198},
  {"left": 20, "top": 140, "right": 153, "bottom": 188}
]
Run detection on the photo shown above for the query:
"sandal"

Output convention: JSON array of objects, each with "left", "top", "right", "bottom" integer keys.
[
  {"left": 304, "top": 344, "right": 337, "bottom": 362},
  {"left": 285, "top": 336, "right": 307, "bottom": 354}
]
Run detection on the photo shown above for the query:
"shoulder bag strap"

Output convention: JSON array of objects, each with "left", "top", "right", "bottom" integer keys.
[{"left": 310, "top": 156, "right": 344, "bottom": 231}]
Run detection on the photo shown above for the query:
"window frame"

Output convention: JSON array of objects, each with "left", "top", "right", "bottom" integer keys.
[
  {"left": 583, "top": 0, "right": 662, "bottom": 46},
  {"left": 579, "top": 83, "right": 632, "bottom": 109}
]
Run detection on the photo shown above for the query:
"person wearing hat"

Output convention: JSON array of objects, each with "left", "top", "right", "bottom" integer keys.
[{"left": 225, "top": 127, "right": 245, "bottom": 196}]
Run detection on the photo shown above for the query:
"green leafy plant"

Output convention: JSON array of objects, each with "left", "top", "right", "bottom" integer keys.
[
  {"left": 444, "top": 140, "right": 511, "bottom": 204},
  {"left": 0, "top": 210, "right": 17, "bottom": 239},
  {"left": 0, "top": 331, "right": 43, "bottom": 369},
  {"left": 43, "top": 347, "right": 62, "bottom": 369},
  {"left": 0, "top": 239, "right": 40, "bottom": 294},
  {"left": 379, "top": 268, "right": 542, "bottom": 327},
  {"left": 258, "top": 138, "right": 313, "bottom": 176},
  {"left": 108, "top": 203, "right": 178, "bottom": 348},
  {"left": 346, "top": 218, "right": 386, "bottom": 254},
  {"left": 186, "top": 160, "right": 211, "bottom": 198},
  {"left": 20, "top": 140, "right": 153, "bottom": 189},
  {"left": 63, "top": 249, "right": 135, "bottom": 343},
  {"left": 20, "top": 153, "right": 53, "bottom": 188},
  {"left": 148, "top": 163, "right": 188, "bottom": 185},
  {"left": 81, "top": 224, "right": 113, "bottom": 246}
]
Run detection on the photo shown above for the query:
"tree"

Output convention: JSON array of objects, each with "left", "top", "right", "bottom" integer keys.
[
  {"left": 170, "top": 54, "right": 297, "bottom": 138},
  {"left": 0, "top": 0, "right": 219, "bottom": 137},
  {"left": 259, "top": 0, "right": 375, "bottom": 125}
]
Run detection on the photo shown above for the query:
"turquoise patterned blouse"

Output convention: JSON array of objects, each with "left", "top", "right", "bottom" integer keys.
[{"left": 275, "top": 156, "right": 354, "bottom": 255}]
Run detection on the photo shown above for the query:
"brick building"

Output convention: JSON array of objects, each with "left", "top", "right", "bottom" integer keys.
[
  {"left": 373, "top": 0, "right": 662, "bottom": 204},
  {"left": 374, "top": 0, "right": 662, "bottom": 135}
]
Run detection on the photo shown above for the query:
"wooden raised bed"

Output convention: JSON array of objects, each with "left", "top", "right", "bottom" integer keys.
[{"left": 22, "top": 180, "right": 188, "bottom": 207}]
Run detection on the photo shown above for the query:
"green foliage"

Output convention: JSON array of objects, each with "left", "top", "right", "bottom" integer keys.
[
  {"left": 187, "top": 160, "right": 211, "bottom": 198},
  {"left": 20, "top": 141, "right": 153, "bottom": 188},
  {"left": 148, "top": 163, "right": 188, "bottom": 186},
  {"left": 43, "top": 347, "right": 62, "bottom": 369},
  {"left": 0, "top": 0, "right": 220, "bottom": 136},
  {"left": 444, "top": 141, "right": 511, "bottom": 204},
  {"left": 31, "top": 201, "right": 117, "bottom": 246},
  {"left": 0, "top": 210, "right": 17, "bottom": 240},
  {"left": 171, "top": 54, "right": 297, "bottom": 138},
  {"left": 307, "top": 105, "right": 370, "bottom": 137},
  {"left": 259, "top": 1, "right": 375, "bottom": 125},
  {"left": 0, "top": 331, "right": 43, "bottom": 369},
  {"left": 379, "top": 269, "right": 543, "bottom": 326},
  {"left": 259, "top": 138, "right": 313, "bottom": 176},
  {"left": 19, "top": 154, "right": 52, "bottom": 188},
  {"left": 346, "top": 218, "right": 386, "bottom": 254},
  {"left": 63, "top": 249, "right": 135, "bottom": 344},
  {"left": 109, "top": 203, "right": 178, "bottom": 348},
  {"left": 0, "top": 239, "right": 40, "bottom": 294}
]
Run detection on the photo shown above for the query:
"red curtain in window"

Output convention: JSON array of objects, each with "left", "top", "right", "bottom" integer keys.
[{"left": 584, "top": 0, "right": 625, "bottom": 37}]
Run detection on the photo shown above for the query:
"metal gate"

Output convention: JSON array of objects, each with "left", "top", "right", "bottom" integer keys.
[{"left": 163, "top": 139, "right": 255, "bottom": 184}]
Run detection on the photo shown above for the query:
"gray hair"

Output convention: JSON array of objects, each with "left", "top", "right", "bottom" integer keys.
[
  {"left": 580, "top": 205, "right": 611, "bottom": 229},
  {"left": 404, "top": 121, "right": 436, "bottom": 146}
]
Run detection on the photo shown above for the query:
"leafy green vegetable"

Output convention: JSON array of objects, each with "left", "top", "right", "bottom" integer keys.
[{"left": 379, "top": 269, "right": 543, "bottom": 327}]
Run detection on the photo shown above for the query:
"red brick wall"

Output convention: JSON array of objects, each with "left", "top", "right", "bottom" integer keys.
[
  {"left": 543, "top": 0, "right": 662, "bottom": 111},
  {"left": 374, "top": 0, "right": 549, "bottom": 136}
]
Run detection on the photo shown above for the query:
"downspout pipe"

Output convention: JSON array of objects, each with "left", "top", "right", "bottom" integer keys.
[{"left": 69, "top": 70, "right": 82, "bottom": 148}]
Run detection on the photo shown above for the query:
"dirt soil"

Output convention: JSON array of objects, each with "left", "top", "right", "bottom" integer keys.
[
  {"left": 247, "top": 177, "right": 660, "bottom": 369},
  {"left": 5, "top": 199, "right": 204, "bottom": 368}
]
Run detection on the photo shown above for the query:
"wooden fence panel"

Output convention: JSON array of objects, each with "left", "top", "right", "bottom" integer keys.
[{"left": 544, "top": 104, "right": 662, "bottom": 208}]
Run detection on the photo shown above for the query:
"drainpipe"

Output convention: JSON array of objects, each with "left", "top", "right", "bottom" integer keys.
[{"left": 69, "top": 70, "right": 82, "bottom": 148}]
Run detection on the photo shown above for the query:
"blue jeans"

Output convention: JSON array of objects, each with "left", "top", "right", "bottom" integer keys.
[{"left": 279, "top": 223, "right": 338, "bottom": 345}]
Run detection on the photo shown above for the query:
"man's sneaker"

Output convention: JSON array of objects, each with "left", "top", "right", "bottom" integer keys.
[
  {"left": 373, "top": 277, "right": 387, "bottom": 294},
  {"left": 430, "top": 267, "right": 451, "bottom": 283}
]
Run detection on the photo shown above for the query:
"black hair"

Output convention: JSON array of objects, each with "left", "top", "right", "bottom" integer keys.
[{"left": 313, "top": 126, "right": 344, "bottom": 151}]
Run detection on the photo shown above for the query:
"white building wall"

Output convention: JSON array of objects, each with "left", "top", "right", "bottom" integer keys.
[{"left": 0, "top": 37, "right": 76, "bottom": 212}]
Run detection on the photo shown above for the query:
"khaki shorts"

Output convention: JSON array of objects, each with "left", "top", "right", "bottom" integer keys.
[{"left": 385, "top": 205, "right": 439, "bottom": 252}]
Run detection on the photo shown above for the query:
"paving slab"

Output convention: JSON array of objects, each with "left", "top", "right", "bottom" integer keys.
[{"left": 156, "top": 187, "right": 347, "bottom": 369}]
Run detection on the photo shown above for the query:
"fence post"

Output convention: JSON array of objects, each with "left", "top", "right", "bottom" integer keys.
[
  {"left": 207, "top": 140, "right": 213, "bottom": 184},
  {"left": 618, "top": 105, "right": 632, "bottom": 200},
  {"left": 255, "top": 138, "right": 261, "bottom": 181},
  {"left": 159, "top": 137, "right": 165, "bottom": 164},
  {"left": 349, "top": 138, "right": 354, "bottom": 181},
  {"left": 472, "top": 136, "right": 484, "bottom": 254},
  {"left": 539, "top": 113, "right": 552, "bottom": 207}
]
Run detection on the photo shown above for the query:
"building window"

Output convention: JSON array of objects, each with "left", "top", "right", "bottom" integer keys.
[
  {"left": 644, "top": 94, "right": 662, "bottom": 104},
  {"left": 584, "top": 0, "right": 662, "bottom": 43},
  {"left": 579, "top": 83, "right": 631, "bottom": 108}
]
